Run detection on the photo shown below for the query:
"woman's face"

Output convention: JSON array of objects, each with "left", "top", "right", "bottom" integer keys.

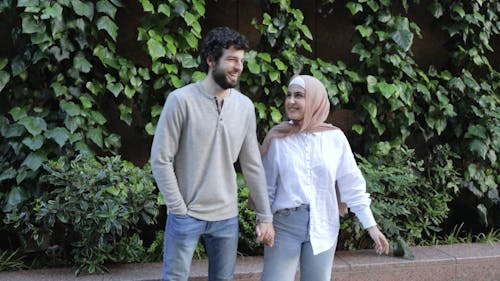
[{"left": 285, "top": 84, "right": 306, "bottom": 122}]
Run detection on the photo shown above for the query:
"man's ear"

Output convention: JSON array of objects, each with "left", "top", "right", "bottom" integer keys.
[{"left": 206, "top": 56, "right": 215, "bottom": 69}]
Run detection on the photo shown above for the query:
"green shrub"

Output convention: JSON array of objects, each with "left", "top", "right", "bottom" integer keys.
[
  {"left": 32, "top": 155, "right": 159, "bottom": 275},
  {"left": 237, "top": 174, "right": 262, "bottom": 256},
  {"left": 338, "top": 144, "right": 459, "bottom": 250}
]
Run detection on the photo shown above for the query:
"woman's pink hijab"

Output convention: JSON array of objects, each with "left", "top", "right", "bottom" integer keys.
[{"left": 260, "top": 75, "right": 339, "bottom": 156}]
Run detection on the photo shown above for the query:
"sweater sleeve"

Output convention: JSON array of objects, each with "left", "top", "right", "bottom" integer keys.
[
  {"left": 238, "top": 107, "right": 273, "bottom": 223},
  {"left": 150, "top": 93, "right": 188, "bottom": 215},
  {"left": 261, "top": 139, "right": 278, "bottom": 208},
  {"left": 335, "top": 132, "right": 376, "bottom": 229}
]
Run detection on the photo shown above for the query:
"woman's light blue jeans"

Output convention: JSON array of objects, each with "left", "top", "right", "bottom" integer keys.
[
  {"left": 161, "top": 213, "right": 239, "bottom": 281},
  {"left": 261, "top": 204, "right": 336, "bottom": 281}
]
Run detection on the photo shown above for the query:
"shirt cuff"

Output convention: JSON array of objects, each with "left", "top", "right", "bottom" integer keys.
[
  {"left": 256, "top": 213, "right": 273, "bottom": 223},
  {"left": 351, "top": 205, "right": 377, "bottom": 229}
]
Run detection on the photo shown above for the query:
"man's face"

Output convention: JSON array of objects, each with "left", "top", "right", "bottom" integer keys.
[{"left": 211, "top": 46, "right": 245, "bottom": 89}]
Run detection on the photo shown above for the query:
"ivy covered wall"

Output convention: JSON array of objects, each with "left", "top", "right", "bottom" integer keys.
[{"left": 0, "top": 0, "right": 498, "bottom": 272}]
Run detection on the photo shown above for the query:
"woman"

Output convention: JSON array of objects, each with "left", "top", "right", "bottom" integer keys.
[{"left": 260, "top": 75, "right": 389, "bottom": 281}]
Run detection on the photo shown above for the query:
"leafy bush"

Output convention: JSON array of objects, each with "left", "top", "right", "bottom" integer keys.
[
  {"left": 236, "top": 174, "right": 262, "bottom": 256},
  {"left": 30, "top": 155, "right": 159, "bottom": 275},
  {"left": 338, "top": 144, "right": 459, "bottom": 250}
]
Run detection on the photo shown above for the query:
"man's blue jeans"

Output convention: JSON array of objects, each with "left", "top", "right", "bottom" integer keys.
[
  {"left": 261, "top": 204, "right": 336, "bottom": 281},
  {"left": 161, "top": 213, "right": 239, "bottom": 281}
]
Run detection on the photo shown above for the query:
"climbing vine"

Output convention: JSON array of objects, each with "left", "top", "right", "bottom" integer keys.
[{"left": 0, "top": 0, "right": 498, "bottom": 272}]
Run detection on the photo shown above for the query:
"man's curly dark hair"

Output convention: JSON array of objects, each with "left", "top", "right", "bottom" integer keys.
[{"left": 200, "top": 27, "right": 249, "bottom": 72}]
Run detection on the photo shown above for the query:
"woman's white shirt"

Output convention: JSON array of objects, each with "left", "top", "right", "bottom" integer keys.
[{"left": 262, "top": 129, "right": 376, "bottom": 255}]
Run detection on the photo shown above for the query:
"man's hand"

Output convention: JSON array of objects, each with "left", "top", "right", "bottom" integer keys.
[
  {"left": 367, "top": 225, "right": 390, "bottom": 255},
  {"left": 255, "top": 222, "right": 275, "bottom": 247}
]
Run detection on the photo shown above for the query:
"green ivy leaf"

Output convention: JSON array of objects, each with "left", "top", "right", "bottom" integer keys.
[
  {"left": 192, "top": 71, "right": 205, "bottom": 82},
  {"left": 97, "top": 0, "right": 117, "bottom": 18},
  {"left": 434, "top": 118, "right": 447, "bottom": 135},
  {"left": 41, "top": 3, "right": 63, "bottom": 20},
  {"left": 72, "top": 0, "right": 94, "bottom": 20},
  {"left": 22, "top": 151, "right": 47, "bottom": 171},
  {"left": 19, "top": 116, "right": 47, "bottom": 136},
  {"left": 465, "top": 124, "right": 486, "bottom": 139},
  {"left": 362, "top": 98, "right": 378, "bottom": 118},
  {"left": 118, "top": 104, "right": 132, "bottom": 125},
  {"left": 158, "top": 4, "right": 171, "bottom": 16},
  {"left": 269, "top": 71, "right": 280, "bottom": 82},
  {"left": 124, "top": 85, "right": 135, "bottom": 99},
  {"left": 0, "top": 167, "right": 16, "bottom": 182},
  {"left": 247, "top": 59, "right": 260, "bottom": 74},
  {"left": 346, "top": 2, "right": 363, "bottom": 15},
  {"left": 258, "top": 53, "right": 272, "bottom": 63},
  {"left": 469, "top": 139, "right": 487, "bottom": 159},
  {"left": 193, "top": 0, "right": 205, "bottom": 15},
  {"left": 79, "top": 95, "right": 93, "bottom": 109},
  {"left": 462, "top": 70, "right": 481, "bottom": 91},
  {"left": 130, "top": 76, "right": 142, "bottom": 88},
  {"left": 391, "top": 29, "right": 413, "bottom": 52},
  {"left": 184, "top": 11, "right": 196, "bottom": 26},
  {"left": 352, "top": 124, "right": 364, "bottom": 135},
  {"left": 270, "top": 107, "right": 282, "bottom": 124},
  {"left": 139, "top": 0, "right": 155, "bottom": 13},
  {"left": 169, "top": 75, "right": 184, "bottom": 88},
  {"left": 17, "top": 0, "right": 40, "bottom": 7},
  {"left": 179, "top": 53, "right": 198, "bottom": 68},
  {"left": 9, "top": 107, "right": 28, "bottom": 121},
  {"left": 427, "top": 1, "right": 443, "bottom": 18},
  {"left": 366, "top": 75, "right": 377, "bottom": 93},
  {"left": 64, "top": 116, "right": 83, "bottom": 133},
  {"left": 51, "top": 82, "right": 69, "bottom": 97},
  {"left": 60, "top": 100, "right": 82, "bottom": 116},
  {"left": 104, "top": 133, "right": 121, "bottom": 149},
  {"left": 5, "top": 186, "right": 28, "bottom": 212},
  {"left": 45, "top": 127, "right": 70, "bottom": 147},
  {"left": 91, "top": 111, "right": 107, "bottom": 125},
  {"left": 73, "top": 53, "right": 92, "bottom": 73},
  {"left": 21, "top": 15, "right": 46, "bottom": 34},
  {"left": 88, "top": 127, "right": 104, "bottom": 148},
  {"left": 371, "top": 117, "right": 386, "bottom": 135},
  {"left": 106, "top": 82, "right": 123, "bottom": 97},
  {"left": 254, "top": 102, "right": 266, "bottom": 120},
  {"left": 449, "top": 77, "right": 465, "bottom": 92},
  {"left": 147, "top": 39, "right": 166, "bottom": 60},
  {"left": 3, "top": 124, "right": 25, "bottom": 138},
  {"left": 299, "top": 24, "right": 313, "bottom": 40},
  {"left": 377, "top": 82, "right": 397, "bottom": 99},
  {"left": 97, "top": 16, "right": 118, "bottom": 41},
  {"left": 94, "top": 45, "right": 119, "bottom": 69},
  {"left": 22, "top": 135, "right": 44, "bottom": 150},
  {"left": 273, "top": 58, "right": 286, "bottom": 71},
  {"left": 145, "top": 122, "right": 156, "bottom": 135},
  {"left": 11, "top": 57, "right": 27, "bottom": 77},
  {"left": 0, "top": 58, "right": 7, "bottom": 69},
  {"left": 184, "top": 32, "right": 198, "bottom": 49},
  {"left": 355, "top": 25, "right": 373, "bottom": 38},
  {"left": 451, "top": 4, "right": 465, "bottom": 18}
]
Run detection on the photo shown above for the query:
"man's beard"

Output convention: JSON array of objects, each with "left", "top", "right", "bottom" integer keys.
[{"left": 212, "top": 64, "right": 238, "bottom": 89}]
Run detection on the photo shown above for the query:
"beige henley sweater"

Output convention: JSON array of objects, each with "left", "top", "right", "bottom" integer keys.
[{"left": 150, "top": 82, "right": 272, "bottom": 222}]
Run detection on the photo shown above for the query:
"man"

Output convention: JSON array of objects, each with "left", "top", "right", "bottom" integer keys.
[{"left": 151, "top": 26, "right": 274, "bottom": 281}]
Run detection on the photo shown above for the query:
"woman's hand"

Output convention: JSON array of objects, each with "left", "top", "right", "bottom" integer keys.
[
  {"left": 256, "top": 222, "right": 275, "bottom": 247},
  {"left": 367, "top": 225, "right": 390, "bottom": 255}
]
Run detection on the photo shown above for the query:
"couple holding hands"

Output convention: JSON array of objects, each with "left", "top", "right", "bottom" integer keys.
[{"left": 151, "top": 26, "right": 389, "bottom": 281}]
